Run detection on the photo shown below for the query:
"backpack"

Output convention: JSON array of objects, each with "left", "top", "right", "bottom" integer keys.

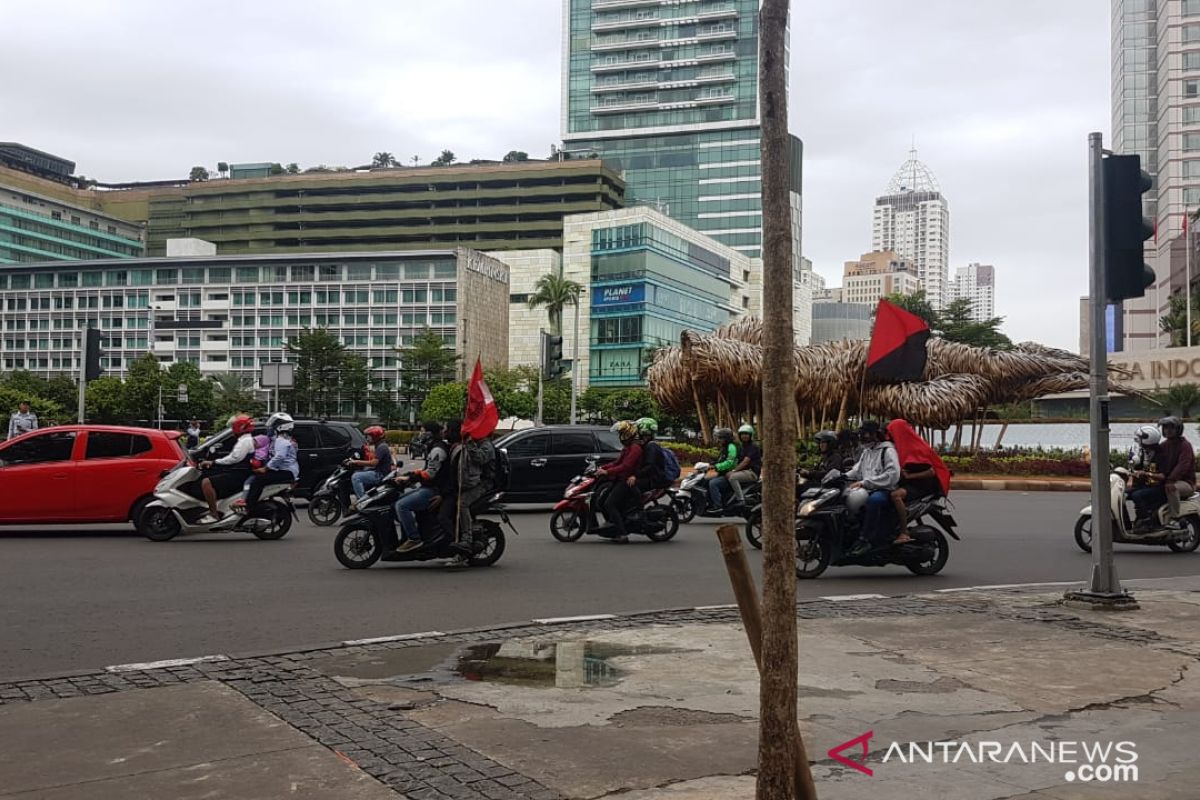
[
  {"left": 660, "top": 447, "right": 682, "bottom": 483},
  {"left": 490, "top": 444, "right": 511, "bottom": 492}
]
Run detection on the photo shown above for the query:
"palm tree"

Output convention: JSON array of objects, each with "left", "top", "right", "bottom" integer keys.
[
  {"left": 372, "top": 152, "right": 396, "bottom": 168},
  {"left": 526, "top": 273, "right": 582, "bottom": 336},
  {"left": 1156, "top": 382, "right": 1200, "bottom": 418},
  {"left": 208, "top": 372, "right": 260, "bottom": 417}
]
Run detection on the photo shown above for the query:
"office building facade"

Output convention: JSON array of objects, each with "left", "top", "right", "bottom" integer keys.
[
  {"left": 841, "top": 250, "right": 921, "bottom": 306},
  {"left": 0, "top": 251, "right": 509, "bottom": 416},
  {"left": 871, "top": 151, "right": 950, "bottom": 307},
  {"left": 945, "top": 263, "right": 996, "bottom": 321},
  {"left": 811, "top": 302, "right": 873, "bottom": 344},
  {"left": 561, "top": 0, "right": 808, "bottom": 304},
  {"left": 0, "top": 183, "right": 145, "bottom": 264}
]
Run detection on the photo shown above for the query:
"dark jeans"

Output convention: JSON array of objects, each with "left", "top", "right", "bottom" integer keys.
[
  {"left": 862, "top": 490, "right": 894, "bottom": 546},
  {"left": 604, "top": 480, "right": 639, "bottom": 536},
  {"left": 707, "top": 475, "right": 730, "bottom": 508},
  {"left": 245, "top": 470, "right": 293, "bottom": 507},
  {"left": 1131, "top": 485, "right": 1166, "bottom": 520}
]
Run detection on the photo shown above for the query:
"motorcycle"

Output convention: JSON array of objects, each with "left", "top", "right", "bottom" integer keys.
[
  {"left": 333, "top": 478, "right": 514, "bottom": 569},
  {"left": 1074, "top": 467, "right": 1200, "bottom": 554},
  {"left": 138, "top": 462, "right": 295, "bottom": 542},
  {"left": 741, "top": 468, "right": 815, "bottom": 549},
  {"left": 307, "top": 452, "right": 378, "bottom": 527},
  {"left": 550, "top": 458, "right": 680, "bottom": 543},
  {"left": 676, "top": 461, "right": 761, "bottom": 524},
  {"left": 788, "top": 471, "right": 958, "bottom": 579}
]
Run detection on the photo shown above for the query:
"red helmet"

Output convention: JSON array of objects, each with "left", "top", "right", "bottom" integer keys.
[
  {"left": 365, "top": 425, "right": 386, "bottom": 443},
  {"left": 231, "top": 415, "right": 254, "bottom": 436}
]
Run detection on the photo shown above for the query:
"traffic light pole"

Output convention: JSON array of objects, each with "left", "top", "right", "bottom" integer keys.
[
  {"left": 536, "top": 329, "right": 545, "bottom": 426},
  {"left": 1067, "top": 132, "right": 1134, "bottom": 609},
  {"left": 77, "top": 329, "right": 88, "bottom": 424}
]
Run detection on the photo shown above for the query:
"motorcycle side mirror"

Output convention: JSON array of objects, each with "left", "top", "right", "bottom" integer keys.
[{"left": 822, "top": 469, "right": 844, "bottom": 486}]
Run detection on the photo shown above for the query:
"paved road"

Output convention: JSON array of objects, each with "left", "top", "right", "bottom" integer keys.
[{"left": 2, "top": 490, "right": 1198, "bottom": 680}]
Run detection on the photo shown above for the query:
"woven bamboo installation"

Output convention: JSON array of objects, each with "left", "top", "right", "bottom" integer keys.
[{"left": 647, "top": 318, "right": 1133, "bottom": 431}]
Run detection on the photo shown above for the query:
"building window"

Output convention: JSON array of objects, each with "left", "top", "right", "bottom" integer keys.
[
  {"left": 71, "top": 215, "right": 80, "bottom": 225},
  {"left": 1188, "top": 0, "right": 1200, "bottom": 18},
  {"left": 1188, "top": 79, "right": 1200, "bottom": 99},
  {"left": 1187, "top": 25, "right": 1200, "bottom": 44},
  {"left": 1186, "top": 132, "right": 1200, "bottom": 152}
]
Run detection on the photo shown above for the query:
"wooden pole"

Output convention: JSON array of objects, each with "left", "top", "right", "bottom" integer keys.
[
  {"left": 693, "top": 380, "right": 712, "bottom": 445},
  {"left": 758, "top": 0, "right": 814, "bottom": 796},
  {"left": 716, "top": 526, "right": 815, "bottom": 800},
  {"left": 836, "top": 390, "right": 849, "bottom": 431}
]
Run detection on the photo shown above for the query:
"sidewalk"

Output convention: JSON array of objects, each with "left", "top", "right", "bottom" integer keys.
[{"left": 2, "top": 578, "right": 1198, "bottom": 799}]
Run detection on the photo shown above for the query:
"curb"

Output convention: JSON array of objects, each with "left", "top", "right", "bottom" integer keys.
[{"left": 951, "top": 478, "right": 1089, "bottom": 492}]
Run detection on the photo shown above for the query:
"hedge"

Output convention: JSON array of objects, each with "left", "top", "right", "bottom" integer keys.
[{"left": 385, "top": 429, "right": 415, "bottom": 446}]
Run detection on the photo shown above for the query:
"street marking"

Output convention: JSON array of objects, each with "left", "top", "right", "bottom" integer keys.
[
  {"left": 533, "top": 614, "right": 617, "bottom": 624},
  {"left": 694, "top": 604, "right": 738, "bottom": 610},
  {"left": 106, "top": 655, "right": 228, "bottom": 672},
  {"left": 935, "top": 581, "right": 1080, "bottom": 593},
  {"left": 820, "top": 594, "right": 888, "bottom": 602},
  {"left": 343, "top": 631, "right": 446, "bottom": 646}
]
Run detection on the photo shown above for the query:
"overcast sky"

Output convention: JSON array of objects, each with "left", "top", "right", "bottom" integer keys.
[{"left": 4, "top": 0, "right": 1107, "bottom": 350}]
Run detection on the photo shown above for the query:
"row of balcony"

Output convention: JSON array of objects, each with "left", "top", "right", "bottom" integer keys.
[
  {"left": 591, "top": 91, "right": 736, "bottom": 114},
  {"left": 590, "top": 49, "right": 736, "bottom": 73},
  {"left": 590, "top": 27, "right": 736, "bottom": 51},
  {"left": 590, "top": 6, "right": 737, "bottom": 32},
  {"left": 592, "top": 71, "right": 736, "bottom": 94}
]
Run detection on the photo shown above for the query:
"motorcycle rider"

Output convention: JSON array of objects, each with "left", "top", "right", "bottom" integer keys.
[
  {"left": 197, "top": 414, "right": 256, "bottom": 523},
  {"left": 634, "top": 417, "right": 670, "bottom": 491},
  {"left": 437, "top": 420, "right": 496, "bottom": 562},
  {"left": 886, "top": 419, "right": 950, "bottom": 545},
  {"left": 391, "top": 421, "right": 449, "bottom": 554},
  {"left": 1132, "top": 417, "right": 1196, "bottom": 531},
  {"left": 800, "top": 431, "right": 841, "bottom": 483},
  {"left": 242, "top": 413, "right": 299, "bottom": 508},
  {"left": 703, "top": 427, "right": 740, "bottom": 514},
  {"left": 727, "top": 424, "right": 762, "bottom": 508},
  {"left": 596, "top": 420, "right": 644, "bottom": 543},
  {"left": 844, "top": 420, "right": 901, "bottom": 555},
  {"left": 349, "top": 425, "right": 395, "bottom": 499}
]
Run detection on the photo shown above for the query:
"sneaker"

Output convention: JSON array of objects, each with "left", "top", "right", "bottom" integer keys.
[
  {"left": 846, "top": 540, "right": 871, "bottom": 557},
  {"left": 396, "top": 539, "right": 424, "bottom": 553},
  {"left": 1166, "top": 519, "right": 1188, "bottom": 532},
  {"left": 446, "top": 555, "right": 470, "bottom": 568},
  {"left": 197, "top": 512, "right": 225, "bottom": 525}
]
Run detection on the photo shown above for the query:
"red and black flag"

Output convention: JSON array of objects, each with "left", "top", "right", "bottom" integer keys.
[{"left": 865, "top": 299, "right": 930, "bottom": 382}]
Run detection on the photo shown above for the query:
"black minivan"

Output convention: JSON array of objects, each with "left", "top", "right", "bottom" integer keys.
[
  {"left": 496, "top": 425, "right": 623, "bottom": 503},
  {"left": 191, "top": 418, "right": 367, "bottom": 498}
]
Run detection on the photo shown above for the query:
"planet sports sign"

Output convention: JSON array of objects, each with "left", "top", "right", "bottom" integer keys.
[{"left": 593, "top": 283, "right": 645, "bottom": 306}]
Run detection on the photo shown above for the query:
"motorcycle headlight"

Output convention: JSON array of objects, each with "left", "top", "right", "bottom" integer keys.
[{"left": 798, "top": 499, "right": 823, "bottom": 517}]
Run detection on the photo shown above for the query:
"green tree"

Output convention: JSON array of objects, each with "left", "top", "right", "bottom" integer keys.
[
  {"left": 163, "top": 362, "right": 215, "bottom": 422},
  {"left": 124, "top": 352, "right": 164, "bottom": 423},
  {"left": 0, "top": 369, "right": 49, "bottom": 401},
  {"left": 285, "top": 162, "right": 300, "bottom": 174},
  {"left": 882, "top": 290, "right": 938, "bottom": 328},
  {"left": 188, "top": 166, "right": 209, "bottom": 181},
  {"left": 420, "top": 382, "right": 466, "bottom": 421},
  {"left": 1159, "top": 288, "right": 1200, "bottom": 347},
  {"left": 502, "top": 150, "right": 529, "bottom": 163},
  {"left": 341, "top": 354, "right": 371, "bottom": 419},
  {"left": 431, "top": 149, "right": 457, "bottom": 167},
  {"left": 287, "top": 328, "right": 347, "bottom": 416},
  {"left": 937, "top": 298, "right": 1013, "bottom": 349},
  {"left": 526, "top": 273, "right": 582, "bottom": 336},
  {"left": 44, "top": 375, "right": 80, "bottom": 411},
  {"left": 268, "top": 162, "right": 285, "bottom": 175},
  {"left": 372, "top": 151, "right": 397, "bottom": 168},
  {"left": 84, "top": 377, "right": 127, "bottom": 423},
  {"left": 397, "top": 328, "right": 459, "bottom": 406},
  {"left": 209, "top": 372, "right": 262, "bottom": 420},
  {"left": 370, "top": 389, "right": 403, "bottom": 428},
  {"left": 0, "top": 386, "right": 65, "bottom": 426},
  {"left": 216, "top": 161, "right": 229, "bottom": 178},
  {"left": 1156, "top": 382, "right": 1200, "bottom": 418}
]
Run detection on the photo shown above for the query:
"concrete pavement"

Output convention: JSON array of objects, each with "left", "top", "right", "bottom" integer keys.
[{"left": 2, "top": 578, "right": 1198, "bottom": 799}]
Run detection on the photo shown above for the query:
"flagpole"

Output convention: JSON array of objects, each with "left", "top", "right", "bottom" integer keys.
[{"left": 1188, "top": 211, "right": 1192, "bottom": 348}]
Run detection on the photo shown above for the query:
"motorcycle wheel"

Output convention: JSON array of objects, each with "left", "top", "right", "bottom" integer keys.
[
  {"left": 906, "top": 529, "right": 950, "bottom": 575},
  {"left": 1168, "top": 515, "right": 1200, "bottom": 553},
  {"left": 744, "top": 509, "right": 763, "bottom": 550},
  {"left": 252, "top": 504, "right": 293, "bottom": 540},
  {"left": 550, "top": 508, "right": 587, "bottom": 542},
  {"left": 334, "top": 522, "right": 381, "bottom": 569},
  {"left": 468, "top": 526, "right": 506, "bottom": 567},
  {"left": 1073, "top": 515, "right": 1094, "bottom": 554},
  {"left": 644, "top": 505, "right": 680, "bottom": 542},
  {"left": 794, "top": 524, "right": 830, "bottom": 579},
  {"left": 307, "top": 494, "right": 342, "bottom": 527},
  {"left": 674, "top": 494, "right": 696, "bottom": 524},
  {"left": 140, "top": 506, "right": 181, "bottom": 542}
]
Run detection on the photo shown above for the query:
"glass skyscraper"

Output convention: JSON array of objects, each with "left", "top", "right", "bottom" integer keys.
[{"left": 561, "top": 0, "right": 803, "bottom": 264}]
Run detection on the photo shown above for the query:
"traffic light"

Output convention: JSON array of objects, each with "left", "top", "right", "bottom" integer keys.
[
  {"left": 84, "top": 327, "right": 103, "bottom": 382},
  {"left": 542, "top": 332, "right": 564, "bottom": 379},
  {"left": 1103, "top": 153, "right": 1156, "bottom": 303}
]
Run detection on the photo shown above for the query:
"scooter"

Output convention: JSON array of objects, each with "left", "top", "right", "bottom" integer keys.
[
  {"left": 138, "top": 463, "right": 295, "bottom": 541},
  {"left": 744, "top": 470, "right": 820, "bottom": 549},
  {"left": 550, "top": 458, "right": 679, "bottom": 543},
  {"left": 677, "top": 461, "right": 761, "bottom": 523},
  {"left": 1074, "top": 468, "right": 1200, "bottom": 553},
  {"left": 333, "top": 479, "right": 514, "bottom": 569},
  {"left": 307, "top": 452, "right": 377, "bottom": 527},
  {"left": 789, "top": 471, "right": 959, "bottom": 579}
]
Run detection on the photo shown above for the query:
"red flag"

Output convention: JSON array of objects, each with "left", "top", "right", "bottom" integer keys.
[
  {"left": 887, "top": 419, "right": 951, "bottom": 496},
  {"left": 461, "top": 358, "right": 498, "bottom": 441},
  {"left": 866, "top": 299, "right": 930, "bottom": 382}
]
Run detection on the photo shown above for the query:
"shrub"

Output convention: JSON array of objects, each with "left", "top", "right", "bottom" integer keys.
[{"left": 385, "top": 429, "right": 414, "bottom": 446}]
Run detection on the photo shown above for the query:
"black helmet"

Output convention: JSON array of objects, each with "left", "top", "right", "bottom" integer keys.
[
  {"left": 858, "top": 421, "right": 883, "bottom": 441},
  {"left": 814, "top": 430, "right": 837, "bottom": 445},
  {"left": 1159, "top": 416, "right": 1184, "bottom": 437}
]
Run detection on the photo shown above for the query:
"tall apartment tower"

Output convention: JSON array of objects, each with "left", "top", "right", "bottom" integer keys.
[
  {"left": 560, "top": 0, "right": 805, "bottom": 270},
  {"left": 871, "top": 151, "right": 950, "bottom": 308},
  {"left": 1111, "top": 0, "right": 1200, "bottom": 351},
  {"left": 945, "top": 263, "right": 996, "bottom": 321}
]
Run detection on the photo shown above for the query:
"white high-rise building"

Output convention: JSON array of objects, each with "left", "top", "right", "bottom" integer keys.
[
  {"left": 945, "top": 263, "right": 996, "bottom": 321},
  {"left": 871, "top": 151, "right": 950, "bottom": 308}
]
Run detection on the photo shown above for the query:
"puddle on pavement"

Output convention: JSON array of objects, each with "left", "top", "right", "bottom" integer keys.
[
  {"left": 318, "top": 638, "right": 689, "bottom": 689},
  {"left": 454, "top": 640, "right": 686, "bottom": 689}
]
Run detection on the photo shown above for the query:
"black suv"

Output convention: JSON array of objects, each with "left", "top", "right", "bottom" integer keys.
[
  {"left": 495, "top": 425, "right": 623, "bottom": 503},
  {"left": 190, "top": 418, "right": 367, "bottom": 499}
]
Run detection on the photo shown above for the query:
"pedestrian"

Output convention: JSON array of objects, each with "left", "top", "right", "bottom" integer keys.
[
  {"left": 7, "top": 401, "right": 38, "bottom": 440},
  {"left": 186, "top": 418, "right": 201, "bottom": 449}
]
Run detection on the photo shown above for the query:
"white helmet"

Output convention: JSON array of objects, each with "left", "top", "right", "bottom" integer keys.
[
  {"left": 845, "top": 487, "right": 869, "bottom": 517},
  {"left": 1135, "top": 425, "right": 1162, "bottom": 448},
  {"left": 267, "top": 412, "right": 295, "bottom": 433}
]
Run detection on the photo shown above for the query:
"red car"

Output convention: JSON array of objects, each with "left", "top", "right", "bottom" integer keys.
[{"left": 0, "top": 425, "right": 185, "bottom": 526}]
